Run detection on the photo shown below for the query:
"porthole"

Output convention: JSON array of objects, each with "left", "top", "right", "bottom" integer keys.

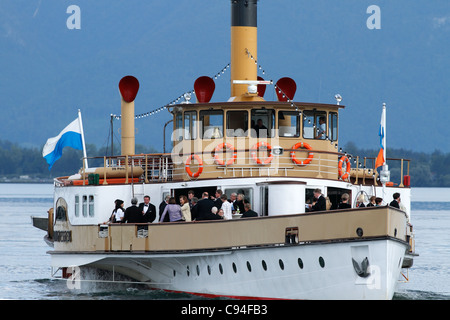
[
  {"left": 173, "top": 270, "right": 176, "bottom": 277},
  {"left": 356, "top": 227, "right": 363, "bottom": 237},
  {"left": 279, "top": 259, "right": 284, "bottom": 270},
  {"left": 298, "top": 258, "right": 304, "bottom": 269},
  {"left": 232, "top": 262, "right": 237, "bottom": 273},
  {"left": 262, "top": 260, "right": 267, "bottom": 271},
  {"left": 319, "top": 257, "right": 325, "bottom": 268},
  {"left": 207, "top": 265, "right": 211, "bottom": 275},
  {"left": 187, "top": 266, "right": 190, "bottom": 276},
  {"left": 246, "top": 261, "right": 252, "bottom": 272},
  {"left": 196, "top": 265, "right": 200, "bottom": 276},
  {"left": 219, "top": 263, "right": 223, "bottom": 274}
]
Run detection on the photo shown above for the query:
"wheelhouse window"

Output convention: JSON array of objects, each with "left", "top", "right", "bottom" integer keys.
[
  {"left": 200, "top": 110, "right": 223, "bottom": 139},
  {"left": 251, "top": 109, "right": 275, "bottom": 138},
  {"left": 174, "top": 112, "right": 183, "bottom": 141},
  {"left": 328, "top": 112, "right": 338, "bottom": 141},
  {"left": 303, "top": 110, "right": 327, "bottom": 139},
  {"left": 278, "top": 111, "right": 300, "bottom": 137},
  {"left": 184, "top": 111, "right": 197, "bottom": 140},
  {"left": 226, "top": 111, "right": 248, "bottom": 137}
]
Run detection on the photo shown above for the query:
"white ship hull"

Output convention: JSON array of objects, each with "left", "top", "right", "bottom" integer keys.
[{"left": 51, "top": 237, "right": 407, "bottom": 300}]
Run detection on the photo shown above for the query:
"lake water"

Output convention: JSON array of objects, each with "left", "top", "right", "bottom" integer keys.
[{"left": 0, "top": 184, "right": 448, "bottom": 300}]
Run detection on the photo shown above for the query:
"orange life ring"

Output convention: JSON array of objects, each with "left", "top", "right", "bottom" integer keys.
[
  {"left": 251, "top": 142, "right": 273, "bottom": 165},
  {"left": 290, "top": 142, "right": 314, "bottom": 165},
  {"left": 338, "top": 156, "right": 351, "bottom": 180},
  {"left": 185, "top": 154, "right": 203, "bottom": 178},
  {"left": 213, "top": 143, "right": 237, "bottom": 166}
]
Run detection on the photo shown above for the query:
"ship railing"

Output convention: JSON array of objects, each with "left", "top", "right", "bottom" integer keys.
[
  {"left": 100, "top": 153, "right": 174, "bottom": 183},
  {"left": 57, "top": 151, "right": 411, "bottom": 187},
  {"left": 350, "top": 155, "right": 411, "bottom": 187}
]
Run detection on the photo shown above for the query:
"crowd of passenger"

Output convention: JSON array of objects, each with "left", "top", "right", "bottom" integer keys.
[
  {"left": 106, "top": 190, "right": 258, "bottom": 224},
  {"left": 306, "top": 189, "right": 405, "bottom": 212},
  {"left": 106, "top": 189, "right": 405, "bottom": 224}
]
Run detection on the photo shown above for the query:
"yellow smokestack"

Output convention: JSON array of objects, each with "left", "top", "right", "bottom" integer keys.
[
  {"left": 118, "top": 76, "right": 139, "bottom": 156},
  {"left": 230, "top": 0, "right": 260, "bottom": 100}
]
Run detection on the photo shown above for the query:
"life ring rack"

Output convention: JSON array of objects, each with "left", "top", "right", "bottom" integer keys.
[
  {"left": 338, "top": 155, "right": 351, "bottom": 180},
  {"left": 213, "top": 142, "right": 237, "bottom": 166},
  {"left": 251, "top": 142, "right": 274, "bottom": 165},
  {"left": 290, "top": 142, "right": 314, "bottom": 165},
  {"left": 185, "top": 154, "right": 203, "bottom": 178}
]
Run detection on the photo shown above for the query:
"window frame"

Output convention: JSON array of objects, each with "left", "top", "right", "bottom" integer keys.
[
  {"left": 74, "top": 195, "right": 80, "bottom": 217},
  {"left": 226, "top": 110, "right": 249, "bottom": 137},
  {"left": 184, "top": 110, "right": 197, "bottom": 140},
  {"left": 200, "top": 109, "right": 224, "bottom": 139},
  {"left": 328, "top": 112, "right": 338, "bottom": 141},
  {"left": 82, "top": 195, "right": 88, "bottom": 217},
  {"left": 278, "top": 110, "right": 301, "bottom": 138},
  {"left": 174, "top": 112, "right": 183, "bottom": 141},
  {"left": 302, "top": 110, "right": 327, "bottom": 140},
  {"left": 250, "top": 109, "right": 275, "bottom": 138},
  {"left": 89, "top": 195, "right": 95, "bottom": 217}
]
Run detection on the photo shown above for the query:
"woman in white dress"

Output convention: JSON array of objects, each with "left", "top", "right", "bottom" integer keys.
[{"left": 220, "top": 194, "right": 233, "bottom": 220}]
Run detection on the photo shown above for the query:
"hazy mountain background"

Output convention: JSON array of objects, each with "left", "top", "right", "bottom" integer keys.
[{"left": 0, "top": 0, "right": 449, "bottom": 155}]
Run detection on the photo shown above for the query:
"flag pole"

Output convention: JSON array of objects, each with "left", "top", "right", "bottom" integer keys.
[
  {"left": 379, "top": 103, "right": 390, "bottom": 200},
  {"left": 78, "top": 109, "right": 88, "bottom": 169},
  {"left": 382, "top": 103, "right": 386, "bottom": 166}
]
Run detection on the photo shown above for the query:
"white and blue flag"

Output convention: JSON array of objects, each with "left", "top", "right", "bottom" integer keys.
[{"left": 42, "top": 115, "right": 85, "bottom": 170}]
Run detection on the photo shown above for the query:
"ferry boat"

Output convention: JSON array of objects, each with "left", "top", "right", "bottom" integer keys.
[{"left": 33, "top": 0, "right": 416, "bottom": 300}]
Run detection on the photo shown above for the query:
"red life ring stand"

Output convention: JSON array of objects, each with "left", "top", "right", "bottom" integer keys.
[
  {"left": 251, "top": 142, "right": 274, "bottom": 165},
  {"left": 338, "top": 155, "right": 351, "bottom": 180},
  {"left": 290, "top": 142, "right": 314, "bottom": 165},
  {"left": 185, "top": 154, "right": 203, "bottom": 178},
  {"left": 213, "top": 143, "right": 237, "bottom": 166}
]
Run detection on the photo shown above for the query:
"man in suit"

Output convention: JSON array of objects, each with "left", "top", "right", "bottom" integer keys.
[
  {"left": 159, "top": 195, "right": 170, "bottom": 222},
  {"left": 139, "top": 195, "right": 156, "bottom": 223},
  {"left": 309, "top": 188, "right": 326, "bottom": 212},
  {"left": 190, "top": 197, "right": 199, "bottom": 220},
  {"left": 212, "top": 189, "right": 223, "bottom": 210},
  {"left": 123, "top": 197, "right": 142, "bottom": 223},
  {"left": 241, "top": 203, "right": 258, "bottom": 218},
  {"left": 196, "top": 192, "right": 215, "bottom": 221},
  {"left": 389, "top": 193, "right": 401, "bottom": 209}
]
